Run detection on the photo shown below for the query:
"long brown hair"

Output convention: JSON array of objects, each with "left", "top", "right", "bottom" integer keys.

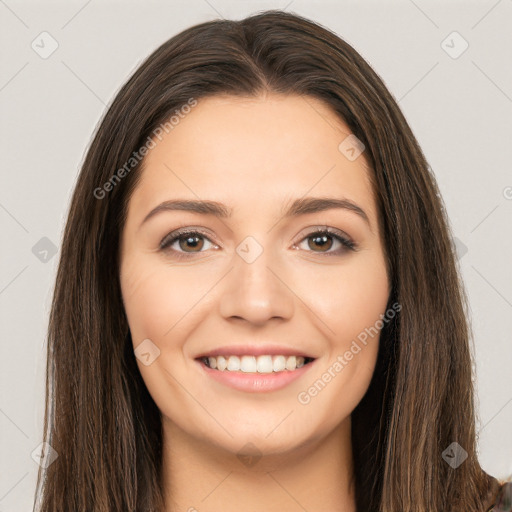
[{"left": 34, "top": 10, "right": 504, "bottom": 511}]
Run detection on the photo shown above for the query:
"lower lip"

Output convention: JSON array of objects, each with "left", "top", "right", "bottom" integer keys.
[{"left": 195, "top": 359, "right": 315, "bottom": 393}]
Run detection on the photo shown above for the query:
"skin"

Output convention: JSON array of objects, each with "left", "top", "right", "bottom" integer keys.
[{"left": 119, "top": 93, "right": 390, "bottom": 512}]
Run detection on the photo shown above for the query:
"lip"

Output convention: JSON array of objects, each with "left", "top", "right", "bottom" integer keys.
[
  {"left": 195, "top": 356, "right": 316, "bottom": 393},
  {"left": 195, "top": 344, "right": 316, "bottom": 359}
]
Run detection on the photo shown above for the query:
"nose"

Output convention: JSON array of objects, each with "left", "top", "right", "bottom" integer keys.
[{"left": 218, "top": 244, "right": 295, "bottom": 326}]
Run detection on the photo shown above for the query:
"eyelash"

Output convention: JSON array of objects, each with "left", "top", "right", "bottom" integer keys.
[{"left": 159, "top": 226, "right": 357, "bottom": 260}]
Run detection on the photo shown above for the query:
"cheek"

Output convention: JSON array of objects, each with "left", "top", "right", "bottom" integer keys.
[
  {"left": 120, "top": 257, "right": 206, "bottom": 422},
  {"left": 299, "top": 252, "right": 390, "bottom": 348},
  {"left": 120, "top": 256, "right": 207, "bottom": 343},
  {"left": 121, "top": 268, "right": 173, "bottom": 342},
  {"left": 291, "top": 253, "right": 389, "bottom": 413}
]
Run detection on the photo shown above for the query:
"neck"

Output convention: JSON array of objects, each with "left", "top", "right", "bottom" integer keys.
[{"left": 161, "top": 416, "right": 357, "bottom": 512}]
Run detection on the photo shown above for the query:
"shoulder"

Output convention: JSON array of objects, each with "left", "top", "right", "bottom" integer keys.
[{"left": 488, "top": 481, "right": 512, "bottom": 512}]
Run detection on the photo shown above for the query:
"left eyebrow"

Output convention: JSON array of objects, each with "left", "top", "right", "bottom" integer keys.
[
  {"left": 281, "top": 197, "right": 370, "bottom": 227},
  {"left": 139, "top": 196, "right": 371, "bottom": 230}
]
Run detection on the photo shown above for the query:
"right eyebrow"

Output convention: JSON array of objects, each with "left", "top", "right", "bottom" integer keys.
[{"left": 140, "top": 199, "right": 231, "bottom": 229}]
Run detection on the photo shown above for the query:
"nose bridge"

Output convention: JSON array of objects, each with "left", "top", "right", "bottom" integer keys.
[{"left": 218, "top": 235, "right": 294, "bottom": 323}]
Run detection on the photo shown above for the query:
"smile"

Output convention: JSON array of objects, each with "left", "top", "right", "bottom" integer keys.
[{"left": 195, "top": 354, "right": 317, "bottom": 393}]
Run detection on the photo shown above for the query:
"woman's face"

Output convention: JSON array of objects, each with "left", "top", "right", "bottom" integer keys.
[{"left": 119, "top": 93, "right": 390, "bottom": 457}]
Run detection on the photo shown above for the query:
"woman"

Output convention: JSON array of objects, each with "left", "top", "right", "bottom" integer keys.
[{"left": 34, "top": 9, "right": 510, "bottom": 512}]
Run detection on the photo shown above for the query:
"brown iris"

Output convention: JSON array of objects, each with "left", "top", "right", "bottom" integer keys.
[{"left": 307, "top": 233, "right": 333, "bottom": 252}]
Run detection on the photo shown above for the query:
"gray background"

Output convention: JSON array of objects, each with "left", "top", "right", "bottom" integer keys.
[{"left": 1, "top": 0, "right": 511, "bottom": 509}]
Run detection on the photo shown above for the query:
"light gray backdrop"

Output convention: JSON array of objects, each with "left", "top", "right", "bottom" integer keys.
[{"left": 1, "top": 0, "right": 511, "bottom": 510}]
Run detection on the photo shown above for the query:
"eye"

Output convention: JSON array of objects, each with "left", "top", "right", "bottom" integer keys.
[
  {"left": 159, "top": 226, "right": 357, "bottom": 260},
  {"left": 160, "top": 229, "right": 217, "bottom": 259},
  {"left": 294, "top": 227, "right": 357, "bottom": 256}
]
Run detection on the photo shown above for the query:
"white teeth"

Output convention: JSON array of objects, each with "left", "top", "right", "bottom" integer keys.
[
  {"left": 227, "top": 355, "right": 240, "bottom": 371},
  {"left": 240, "top": 355, "right": 256, "bottom": 372},
  {"left": 256, "top": 355, "right": 273, "bottom": 373},
  {"left": 202, "top": 354, "right": 312, "bottom": 373},
  {"left": 286, "top": 356, "right": 296, "bottom": 371},
  {"left": 216, "top": 355, "right": 227, "bottom": 371},
  {"left": 272, "top": 355, "right": 286, "bottom": 372}
]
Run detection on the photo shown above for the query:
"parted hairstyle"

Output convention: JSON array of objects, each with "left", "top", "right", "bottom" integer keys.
[{"left": 34, "top": 9, "right": 505, "bottom": 512}]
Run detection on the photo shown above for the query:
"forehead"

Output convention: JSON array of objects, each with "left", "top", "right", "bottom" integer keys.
[{"left": 128, "top": 93, "right": 377, "bottom": 225}]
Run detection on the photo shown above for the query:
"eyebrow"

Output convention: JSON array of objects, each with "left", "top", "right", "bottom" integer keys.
[{"left": 139, "top": 197, "right": 370, "bottom": 229}]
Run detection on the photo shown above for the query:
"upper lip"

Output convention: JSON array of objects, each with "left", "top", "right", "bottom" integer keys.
[{"left": 195, "top": 344, "right": 317, "bottom": 359}]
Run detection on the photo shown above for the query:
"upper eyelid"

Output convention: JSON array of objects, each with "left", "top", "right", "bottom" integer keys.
[{"left": 160, "top": 226, "right": 351, "bottom": 242}]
